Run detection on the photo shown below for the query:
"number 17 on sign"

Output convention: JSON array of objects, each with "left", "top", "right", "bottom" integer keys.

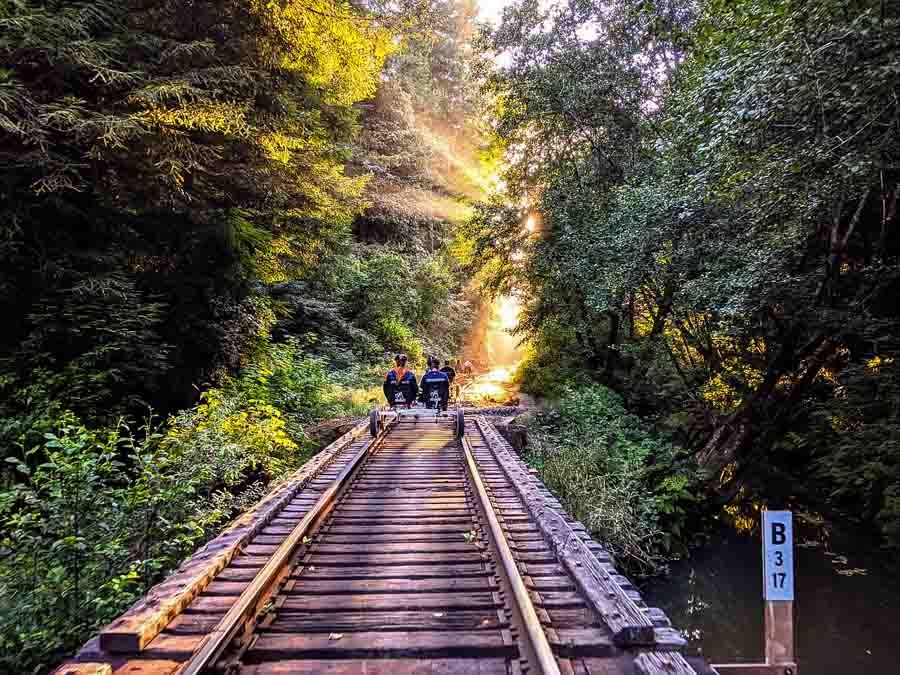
[{"left": 762, "top": 510, "right": 794, "bottom": 601}]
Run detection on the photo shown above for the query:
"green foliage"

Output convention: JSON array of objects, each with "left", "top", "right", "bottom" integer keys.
[
  {"left": 352, "top": 0, "right": 490, "bottom": 278},
  {"left": 335, "top": 246, "right": 470, "bottom": 364},
  {"left": 523, "top": 385, "right": 700, "bottom": 575},
  {"left": 513, "top": 323, "right": 591, "bottom": 399},
  {"left": 375, "top": 317, "right": 425, "bottom": 363},
  {"left": 2, "top": 275, "right": 171, "bottom": 425},
  {"left": 170, "top": 336, "right": 378, "bottom": 478},
  {"left": 0, "top": 1, "right": 483, "bottom": 671},
  {"left": 345, "top": 249, "right": 422, "bottom": 324},
  {"left": 0, "top": 0, "right": 407, "bottom": 418},
  {"left": 476, "top": 0, "right": 900, "bottom": 545},
  {"left": 0, "top": 415, "right": 237, "bottom": 670},
  {"left": 811, "top": 357, "right": 900, "bottom": 543}
]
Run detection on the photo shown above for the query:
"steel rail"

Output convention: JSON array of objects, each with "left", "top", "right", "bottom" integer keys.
[
  {"left": 461, "top": 435, "right": 562, "bottom": 675},
  {"left": 179, "top": 421, "right": 392, "bottom": 675}
]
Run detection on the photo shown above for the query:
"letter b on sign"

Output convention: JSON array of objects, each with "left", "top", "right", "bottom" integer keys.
[
  {"left": 772, "top": 522, "right": 786, "bottom": 545},
  {"left": 762, "top": 511, "right": 794, "bottom": 601}
]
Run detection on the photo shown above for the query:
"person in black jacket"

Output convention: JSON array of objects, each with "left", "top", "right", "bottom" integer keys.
[
  {"left": 439, "top": 360, "right": 456, "bottom": 385},
  {"left": 419, "top": 355, "right": 450, "bottom": 410},
  {"left": 383, "top": 353, "right": 418, "bottom": 407}
]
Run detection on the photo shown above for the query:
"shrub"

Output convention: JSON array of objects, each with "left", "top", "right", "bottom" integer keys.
[
  {"left": 0, "top": 415, "right": 237, "bottom": 671},
  {"left": 523, "top": 385, "right": 699, "bottom": 576},
  {"left": 170, "top": 337, "right": 377, "bottom": 480},
  {"left": 794, "top": 356, "right": 900, "bottom": 546},
  {"left": 513, "top": 323, "right": 591, "bottom": 400},
  {"left": 0, "top": 275, "right": 172, "bottom": 446},
  {"left": 375, "top": 317, "right": 424, "bottom": 364}
]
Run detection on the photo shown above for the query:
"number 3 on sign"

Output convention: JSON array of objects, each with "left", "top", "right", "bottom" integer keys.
[{"left": 762, "top": 510, "right": 794, "bottom": 601}]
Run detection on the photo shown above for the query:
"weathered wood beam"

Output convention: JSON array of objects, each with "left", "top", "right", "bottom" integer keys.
[
  {"left": 96, "top": 419, "right": 369, "bottom": 653},
  {"left": 474, "top": 417, "right": 656, "bottom": 646}
]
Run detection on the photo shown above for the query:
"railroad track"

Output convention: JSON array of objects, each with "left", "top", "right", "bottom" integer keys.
[{"left": 55, "top": 414, "right": 711, "bottom": 675}]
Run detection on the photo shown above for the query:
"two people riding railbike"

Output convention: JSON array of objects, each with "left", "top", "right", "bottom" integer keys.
[
  {"left": 377, "top": 353, "right": 466, "bottom": 439},
  {"left": 383, "top": 353, "right": 452, "bottom": 411}
]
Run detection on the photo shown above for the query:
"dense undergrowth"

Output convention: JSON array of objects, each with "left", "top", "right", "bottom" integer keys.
[{"left": 521, "top": 383, "right": 700, "bottom": 577}]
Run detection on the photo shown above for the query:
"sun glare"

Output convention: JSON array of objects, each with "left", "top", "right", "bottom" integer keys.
[
  {"left": 466, "top": 366, "right": 515, "bottom": 401},
  {"left": 496, "top": 295, "right": 520, "bottom": 331}
]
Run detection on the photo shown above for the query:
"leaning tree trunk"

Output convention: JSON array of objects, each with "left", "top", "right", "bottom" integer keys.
[{"left": 697, "top": 333, "right": 835, "bottom": 493}]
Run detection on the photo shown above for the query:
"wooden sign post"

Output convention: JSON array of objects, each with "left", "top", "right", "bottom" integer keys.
[
  {"left": 712, "top": 510, "right": 798, "bottom": 675},
  {"left": 762, "top": 510, "right": 794, "bottom": 666}
]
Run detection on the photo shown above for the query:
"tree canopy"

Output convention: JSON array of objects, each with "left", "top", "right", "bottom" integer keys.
[{"left": 471, "top": 0, "right": 900, "bottom": 542}]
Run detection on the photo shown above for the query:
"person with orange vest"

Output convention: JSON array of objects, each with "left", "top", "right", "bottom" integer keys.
[{"left": 383, "top": 353, "right": 418, "bottom": 407}]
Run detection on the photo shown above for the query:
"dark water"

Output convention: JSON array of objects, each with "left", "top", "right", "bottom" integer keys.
[{"left": 643, "top": 515, "right": 900, "bottom": 675}]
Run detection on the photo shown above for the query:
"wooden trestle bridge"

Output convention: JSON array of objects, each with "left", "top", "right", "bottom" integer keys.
[{"left": 54, "top": 412, "right": 716, "bottom": 675}]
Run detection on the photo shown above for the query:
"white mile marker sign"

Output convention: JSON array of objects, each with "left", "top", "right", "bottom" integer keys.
[{"left": 762, "top": 510, "right": 794, "bottom": 601}]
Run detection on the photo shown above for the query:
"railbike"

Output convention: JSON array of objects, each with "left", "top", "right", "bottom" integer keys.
[{"left": 369, "top": 375, "right": 465, "bottom": 439}]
